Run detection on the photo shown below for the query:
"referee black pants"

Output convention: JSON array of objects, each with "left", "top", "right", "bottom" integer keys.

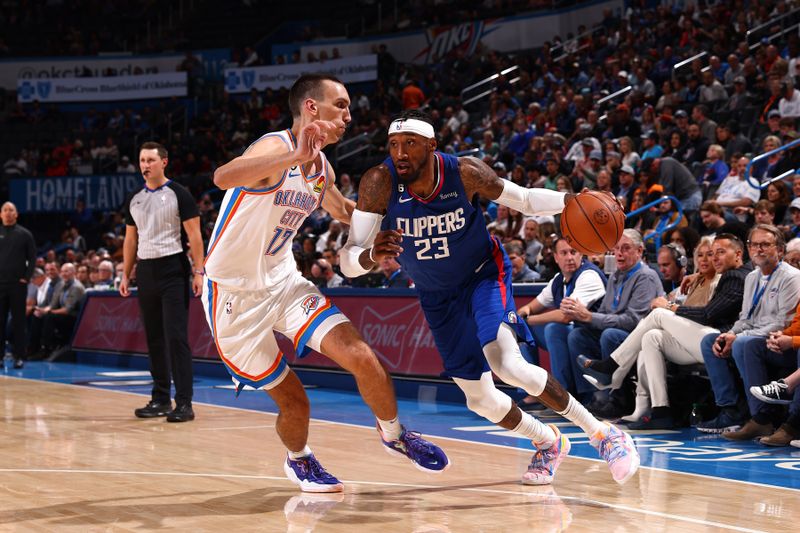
[
  {"left": 0, "top": 282, "right": 27, "bottom": 359},
  {"left": 135, "top": 254, "right": 193, "bottom": 406}
]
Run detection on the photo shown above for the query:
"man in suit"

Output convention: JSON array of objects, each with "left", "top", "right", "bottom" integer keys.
[{"left": 39, "top": 263, "right": 85, "bottom": 360}]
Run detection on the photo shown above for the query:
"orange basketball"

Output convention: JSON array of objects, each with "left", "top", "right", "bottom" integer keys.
[{"left": 560, "top": 191, "right": 625, "bottom": 255}]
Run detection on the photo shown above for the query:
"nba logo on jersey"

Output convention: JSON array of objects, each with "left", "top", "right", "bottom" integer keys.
[
  {"left": 507, "top": 311, "right": 517, "bottom": 323},
  {"left": 225, "top": 301, "right": 232, "bottom": 315},
  {"left": 313, "top": 177, "right": 325, "bottom": 193},
  {"left": 300, "top": 295, "right": 321, "bottom": 316}
]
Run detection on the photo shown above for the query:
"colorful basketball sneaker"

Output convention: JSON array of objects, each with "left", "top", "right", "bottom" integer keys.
[
  {"left": 522, "top": 424, "right": 571, "bottom": 485},
  {"left": 378, "top": 425, "right": 450, "bottom": 473},
  {"left": 284, "top": 454, "right": 344, "bottom": 493},
  {"left": 589, "top": 423, "right": 640, "bottom": 485}
]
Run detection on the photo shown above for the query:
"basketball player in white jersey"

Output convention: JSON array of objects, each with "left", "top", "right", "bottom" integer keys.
[{"left": 203, "top": 74, "right": 448, "bottom": 493}]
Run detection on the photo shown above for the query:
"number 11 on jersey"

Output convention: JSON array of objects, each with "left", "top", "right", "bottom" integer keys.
[{"left": 265, "top": 226, "right": 293, "bottom": 255}]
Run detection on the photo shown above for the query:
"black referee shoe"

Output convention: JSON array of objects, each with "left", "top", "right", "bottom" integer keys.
[
  {"left": 134, "top": 400, "right": 172, "bottom": 418},
  {"left": 166, "top": 403, "right": 195, "bottom": 423}
]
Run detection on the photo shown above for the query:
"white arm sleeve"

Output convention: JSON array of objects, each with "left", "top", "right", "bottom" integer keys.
[
  {"left": 340, "top": 209, "right": 384, "bottom": 278},
  {"left": 495, "top": 179, "right": 567, "bottom": 216}
]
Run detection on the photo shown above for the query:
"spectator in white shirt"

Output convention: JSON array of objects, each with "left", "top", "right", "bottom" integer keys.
[{"left": 778, "top": 78, "right": 800, "bottom": 119}]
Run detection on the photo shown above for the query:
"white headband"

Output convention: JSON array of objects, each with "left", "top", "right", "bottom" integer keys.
[{"left": 388, "top": 118, "right": 435, "bottom": 139}]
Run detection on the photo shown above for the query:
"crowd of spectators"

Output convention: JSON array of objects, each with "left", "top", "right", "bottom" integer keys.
[{"left": 4, "top": 1, "right": 800, "bottom": 441}]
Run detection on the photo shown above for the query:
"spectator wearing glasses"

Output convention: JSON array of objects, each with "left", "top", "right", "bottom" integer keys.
[
  {"left": 561, "top": 229, "right": 663, "bottom": 413},
  {"left": 698, "top": 225, "right": 800, "bottom": 434}
]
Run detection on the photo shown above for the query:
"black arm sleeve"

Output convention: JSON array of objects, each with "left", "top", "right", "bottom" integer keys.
[
  {"left": 122, "top": 191, "right": 137, "bottom": 227},
  {"left": 170, "top": 182, "right": 200, "bottom": 221}
]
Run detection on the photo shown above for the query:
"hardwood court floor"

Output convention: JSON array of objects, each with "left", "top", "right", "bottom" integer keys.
[{"left": 0, "top": 375, "right": 797, "bottom": 532}]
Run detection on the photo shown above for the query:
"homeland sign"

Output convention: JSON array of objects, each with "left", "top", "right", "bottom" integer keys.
[
  {"left": 10, "top": 174, "right": 143, "bottom": 213},
  {"left": 17, "top": 72, "right": 187, "bottom": 103},
  {"left": 224, "top": 54, "right": 377, "bottom": 93}
]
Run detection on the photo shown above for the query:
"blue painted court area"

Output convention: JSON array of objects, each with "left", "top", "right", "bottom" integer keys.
[{"left": 6, "top": 360, "right": 800, "bottom": 491}]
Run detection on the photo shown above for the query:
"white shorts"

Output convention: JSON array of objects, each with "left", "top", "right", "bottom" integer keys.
[{"left": 202, "top": 273, "right": 349, "bottom": 390}]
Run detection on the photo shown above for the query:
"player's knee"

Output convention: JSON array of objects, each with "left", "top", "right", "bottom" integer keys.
[
  {"left": 344, "top": 341, "right": 384, "bottom": 377},
  {"left": 455, "top": 375, "right": 512, "bottom": 424},
  {"left": 465, "top": 389, "right": 511, "bottom": 424}
]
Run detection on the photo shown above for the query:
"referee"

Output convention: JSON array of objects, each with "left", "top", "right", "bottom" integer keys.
[
  {"left": 0, "top": 202, "right": 36, "bottom": 369},
  {"left": 120, "top": 142, "right": 205, "bottom": 423}
]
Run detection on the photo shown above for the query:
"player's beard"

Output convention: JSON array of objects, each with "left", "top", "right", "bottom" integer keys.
[{"left": 397, "top": 151, "right": 430, "bottom": 185}]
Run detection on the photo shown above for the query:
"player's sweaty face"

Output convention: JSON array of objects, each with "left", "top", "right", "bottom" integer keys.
[{"left": 388, "top": 133, "right": 431, "bottom": 183}]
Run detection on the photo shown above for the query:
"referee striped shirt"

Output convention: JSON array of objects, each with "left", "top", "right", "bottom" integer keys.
[{"left": 123, "top": 180, "right": 199, "bottom": 260}]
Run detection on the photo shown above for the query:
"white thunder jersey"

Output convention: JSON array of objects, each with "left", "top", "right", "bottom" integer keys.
[{"left": 204, "top": 129, "right": 330, "bottom": 290}]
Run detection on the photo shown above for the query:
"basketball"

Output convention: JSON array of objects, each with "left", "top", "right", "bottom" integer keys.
[{"left": 560, "top": 191, "right": 625, "bottom": 255}]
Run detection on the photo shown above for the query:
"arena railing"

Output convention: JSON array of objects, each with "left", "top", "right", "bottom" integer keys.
[
  {"left": 627, "top": 195, "right": 684, "bottom": 250},
  {"left": 333, "top": 132, "right": 373, "bottom": 164},
  {"left": 671, "top": 51, "right": 707, "bottom": 81},
  {"left": 461, "top": 65, "right": 520, "bottom": 106},
  {"left": 746, "top": 6, "right": 800, "bottom": 50},
  {"left": 744, "top": 137, "right": 800, "bottom": 190},
  {"left": 596, "top": 85, "right": 631, "bottom": 123}
]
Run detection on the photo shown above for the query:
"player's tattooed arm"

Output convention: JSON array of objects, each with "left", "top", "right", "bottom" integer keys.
[
  {"left": 459, "top": 156, "right": 505, "bottom": 201},
  {"left": 356, "top": 165, "right": 392, "bottom": 215},
  {"left": 460, "top": 155, "right": 573, "bottom": 214}
]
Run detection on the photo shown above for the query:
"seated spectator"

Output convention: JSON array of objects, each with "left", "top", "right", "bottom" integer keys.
[
  {"left": 29, "top": 262, "right": 61, "bottom": 358},
  {"left": 379, "top": 256, "right": 412, "bottom": 288},
  {"left": 595, "top": 169, "right": 613, "bottom": 194},
  {"left": 640, "top": 157, "right": 702, "bottom": 213},
  {"left": 521, "top": 218, "right": 542, "bottom": 269},
  {"left": 561, "top": 229, "right": 663, "bottom": 414},
  {"left": 656, "top": 243, "right": 688, "bottom": 296},
  {"left": 698, "top": 201, "right": 750, "bottom": 243},
  {"left": 644, "top": 198, "right": 687, "bottom": 247},
  {"left": 640, "top": 131, "right": 663, "bottom": 160},
  {"left": 38, "top": 263, "right": 86, "bottom": 360},
  {"left": 310, "top": 259, "right": 344, "bottom": 288},
  {"left": 713, "top": 156, "right": 760, "bottom": 221},
  {"left": 778, "top": 78, "right": 800, "bottom": 119},
  {"left": 786, "top": 238, "right": 800, "bottom": 270},
  {"left": 735, "top": 199, "right": 777, "bottom": 227},
  {"left": 516, "top": 238, "right": 606, "bottom": 401},
  {"left": 505, "top": 242, "right": 540, "bottom": 283},
  {"left": 619, "top": 136, "right": 641, "bottom": 171},
  {"left": 676, "top": 123, "right": 711, "bottom": 172},
  {"left": 752, "top": 136, "right": 788, "bottom": 183},
  {"left": 668, "top": 226, "right": 701, "bottom": 259},
  {"left": 716, "top": 122, "right": 752, "bottom": 157},
  {"left": 116, "top": 155, "right": 136, "bottom": 173},
  {"left": 579, "top": 234, "right": 745, "bottom": 429},
  {"left": 781, "top": 198, "right": 800, "bottom": 241},
  {"left": 315, "top": 220, "right": 345, "bottom": 254},
  {"left": 90, "top": 260, "right": 115, "bottom": 290},
  {"left": 573, "top": 149, "right": 602, "bottom": 190},
  {"left": 615, "top": 164, "right": 637, "bottom": 212},
  {"left": 75, "top": 265, "right": 91, "bottom": 289},
  {"left": 699, "top": 225, "right": 800, "bottom": 434},
  {"left": 765, "top": 180, "right": 792, "bottom": 226},
  {"left": 699, "top": 144, "right": 729, "bottom": 190}
]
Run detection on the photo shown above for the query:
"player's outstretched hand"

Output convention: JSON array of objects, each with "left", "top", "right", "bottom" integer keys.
[
  {"left": 295, "top": 120, "right": 346, "bottom": 163},
  {"left": 371, "top": 229, "right": 404, "bottom": 263}
]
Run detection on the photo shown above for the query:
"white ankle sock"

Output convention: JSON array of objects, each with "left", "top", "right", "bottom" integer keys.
[
  {"left": 288, "top": 445, "right": 312, "bottom": 460},
  {"left": 512, "top": 412, "right": 556, "bottom": 448},
  {"left": 377, "top": 416, "right": 403, "bottom": 440},
  {"left": 557, "top": 396, "right": 606, "bottom": 437}
]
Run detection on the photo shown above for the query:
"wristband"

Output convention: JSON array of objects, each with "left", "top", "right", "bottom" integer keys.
[{"left": 193, "top": 269, "right": 205, "bottom": 275}]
